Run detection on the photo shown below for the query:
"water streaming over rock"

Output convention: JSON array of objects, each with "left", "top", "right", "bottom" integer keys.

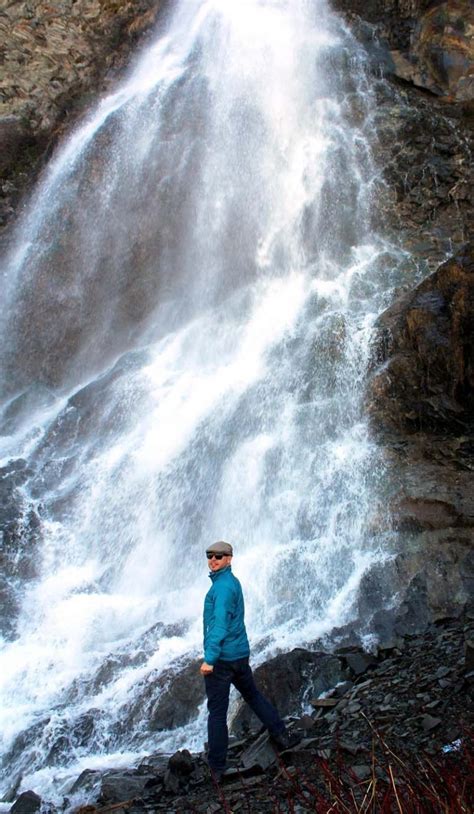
[{"left": 0, "top": 0, "right": 402, "bottom": 803}]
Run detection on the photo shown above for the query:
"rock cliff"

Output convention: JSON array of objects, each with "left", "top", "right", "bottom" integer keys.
[
  {"left": 1, "top": 0, "right": 473, "bottom": 644},
  {"left": 1, "top": 1, "right": 473, "bottom": 808},
  {"left": 0, "top": 0, "right": 164, "bottom": 231}
]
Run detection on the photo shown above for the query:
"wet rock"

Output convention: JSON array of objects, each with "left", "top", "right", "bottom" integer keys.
[
  {"left": 232, "top": 650, "right": 344, "bottom": 735},
  {"left": 363, "top": 246, "right": 474, "bottom": 629},
  {"left": 68, "top": 770, "right": 102, "bottom": 795},
  {"left": 148, "top": 657, "right": 204, "bottom": 732},
  {"left": 0, "top": 1, "right": 165, "bottom": 231},
  {"left": 240, "top": 733, "right": 276, "bottom": 771},
  {"left": 341, "top": 651, "right": 377, "bottom": 677},
  {"left": 99, "top": 770, "right": 155, "bottom": 804},
  {"left": 335, "top": 0, "right": 474, "bottom": 102},
  {"left": 294, "top": 714, "right": 316, "bottom": 731},
  {"left": 167, "top": 750, "right": 194, "bottom": 777},
  {"left": 411, "top": 2, "right": 474, "bottom": 101},
  {"left": 368, "top": 247, "right": 474, "bottom": 436},
  {"left": 111, "top": 654, "right": 204, "bottom": 739},
  {"left": 0, "top": 458, "right": 41, "bottom": 637},
  {"left": 334, "top": 680, "right": 355, "bottom": 697},
  {"left": 9, "top": 791, "right": 41, "bottom": 814},
  {"left": 162, "top": 771, "right": 180, "bottom": 795},
  {"left": 58, "top": 617, "right": 473, "bottom": 813}
]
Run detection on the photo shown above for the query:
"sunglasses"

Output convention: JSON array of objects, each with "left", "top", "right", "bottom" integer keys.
[{"left": 206, "top": 552, "right": 227, "bottom": 560}]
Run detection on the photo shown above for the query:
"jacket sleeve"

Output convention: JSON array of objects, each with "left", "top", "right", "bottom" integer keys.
[{"left": 204, "top": 583, "right": 234, "bottom": 665}]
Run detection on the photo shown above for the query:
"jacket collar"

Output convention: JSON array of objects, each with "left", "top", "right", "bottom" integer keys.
[{"left": 209, "top": 565, "right": 231, "bottom": 582}]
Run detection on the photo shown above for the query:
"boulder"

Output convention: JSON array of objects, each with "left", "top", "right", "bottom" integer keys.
[
  {"left": 240, "top": 733, "right": 277, "bottom": 771},
  {"left": 148, "top": 658, "right": 204, "bottom": 732},
  {"left": 167, "top": 750, "right": 194, "bottom": 777},
  {"left": 99, "top": 770, "right": 155, "bottom": 804},
  {"left": 231, "top": 650, "right": 345, "bottom": 734},
  {"left": 367, "top": 246, "right": 474, "bottom": 436},
  {"left": 9, "top": 791, "right": 41, "bottom": 814},
  {"left": 115, "top": 656, "right": 204, "bottom": 735}
]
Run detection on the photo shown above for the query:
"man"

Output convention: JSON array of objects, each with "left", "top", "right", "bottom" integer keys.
[{"left": 200, "top": 540, "right": 289, "bottom": 781}]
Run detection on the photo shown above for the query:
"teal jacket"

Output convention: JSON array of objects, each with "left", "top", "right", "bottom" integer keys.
[{"left": 203, "top": 566, "right": 250, "bottom": 665}]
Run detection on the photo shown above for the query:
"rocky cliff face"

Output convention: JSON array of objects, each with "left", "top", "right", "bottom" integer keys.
[
  {"left": 0, "top": 0, "right": 164, "bottom": 232},
  {"left": 364, "top": 247, "right": 474, "bottom": 641},
  {"left": 314, "top": 0, "right": 474, "bottom": 636},
  {"left": 1, "top": 0, "right": 473, "bottom": 652}
]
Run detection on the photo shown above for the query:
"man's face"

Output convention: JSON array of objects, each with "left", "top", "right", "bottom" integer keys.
[{"left": 207, "top": 553, "right": 232, "bottom": 573}]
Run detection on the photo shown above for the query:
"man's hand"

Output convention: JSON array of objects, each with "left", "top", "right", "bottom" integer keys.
[{"left": 200, "top": 661, "right": 214, "bottom": 675}]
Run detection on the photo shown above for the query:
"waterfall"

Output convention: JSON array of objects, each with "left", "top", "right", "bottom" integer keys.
[{"left": 0, "top": 0, "right": 397, "bottom": 803}]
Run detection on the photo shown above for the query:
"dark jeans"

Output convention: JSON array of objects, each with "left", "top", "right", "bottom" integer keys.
[{"left": 204, "top": 657, "right": 286, "bottom": 772}]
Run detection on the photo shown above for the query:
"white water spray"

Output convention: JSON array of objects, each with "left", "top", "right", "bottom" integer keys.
[{"left": 0, "top": 0, "right": 397, "bottom": 802}]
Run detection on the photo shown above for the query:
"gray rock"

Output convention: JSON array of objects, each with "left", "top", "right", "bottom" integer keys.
[
  {"left": 343, "top": 652, "right": 377, "bottom": 676},
  {"left": 68, "top": 769, "right": 102, "bottom": 794},
  {"left": 240, "top": 733, "right": 276, "bottom": 771},
  {"left": 100, "top": 771, "right": 155, "bottom": 804},
  {"left": 351, "top": 764, "right": 371, "bottom": 780},
  {"left": 294, "top": 714, "right": 316, "bottom": 731},
  {"left": 232, "top": 650, "right": 344, "bottom": 734},
  {"left": 421, "top": 714, "right": 442, "bottom": 732},
  {"left": 168, "top": 750, "right": 193, "bottom": 777},
  {"left": 9, "top": 791, "right": 41, "bottom": 814},
  {"left": 148, "top": 658, "right": 204, "bottom": 732},
  {"left": 435, "top": 666, "right": 451, "bottom": 679},
  {"left": 334, "top": 681, "right": 354, "bottom": 697}
]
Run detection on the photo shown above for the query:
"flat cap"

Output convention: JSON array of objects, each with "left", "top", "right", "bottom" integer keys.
[{"left": 206, "top": 540, "right": 233, "bottom": 556}]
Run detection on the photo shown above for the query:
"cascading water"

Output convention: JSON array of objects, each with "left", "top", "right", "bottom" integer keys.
[{"left": 0, "top": 0, "right": 402, "bottom": 804}]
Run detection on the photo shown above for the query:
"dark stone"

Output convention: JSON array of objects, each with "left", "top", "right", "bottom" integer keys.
[
  {"left": 68, "top": 769, "right": 102, "bottom": 795},
  {"left": 162, "top": 771, "right": 180, "bottom": 794},
  {"left": 294, "top": 715, "right": 316, "bottom": 731},
  {"left": 240, "top": 733, "right": 277, "bottom": 771},
  {"left": 395, "top": 575, "right": 432, "bottom": 636},
  {"left": 410, "top": 2, "right": 474, "bottom": 101},
  {"left": 231, "top": 650, "right": 344, "bottom": 735},
  {"left": 421, "top": 714, "right": 442, "bottom": 731},
  {"left": 334, "top": 681, "right": 354, "bottom": 697},
  {"left": 9, "top": 791, "right": 41, "bottom": 814},
  {"left": 351, "top": 764, "right": 371, "bottom": 780},
  {"left": 342, "top": 652, "right": 377, "bottom": 676},
  {"left": 435, "top": 666, "right": 451, "bottom": 679},
  {"left": 99, "top": 771, "right": 155, "bottom": 804},
  {"left": 148, "top": 657, "right": 204, "bottom": 731},
  {"left": 168, "top": 750, "right": 193, "bottom": 776},
  {"left": 367, "top": 247, "right": 474, "bottom": 436},
  {"left": 464, "top": 639, "right": 474, "bottom": 671},
  {"left": 138, "top": 753, "right": 169, "bottom": 774}
]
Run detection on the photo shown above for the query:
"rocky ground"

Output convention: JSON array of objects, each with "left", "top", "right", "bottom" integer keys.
[{"left": 7, "top": 614, "right": 473, "bottom": 813}]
